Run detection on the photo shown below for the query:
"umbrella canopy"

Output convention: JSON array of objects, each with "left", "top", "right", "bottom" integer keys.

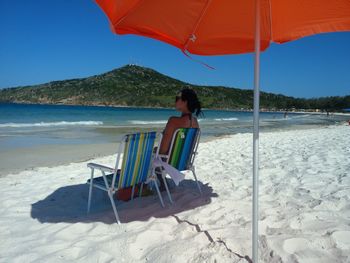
[
  {"left": 95, "top": 1, "right": 350, "bottom": 262},
  {"left": 96, "top": 0, "right": 350, "bottom": 55}
]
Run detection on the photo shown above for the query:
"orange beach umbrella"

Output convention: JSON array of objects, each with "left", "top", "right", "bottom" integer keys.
[
  {"left": 95, "top": 1, "right": 350, "bottom": 261},
  {"left": 95, "top": 0, "right": 350, "bottom": 55}
]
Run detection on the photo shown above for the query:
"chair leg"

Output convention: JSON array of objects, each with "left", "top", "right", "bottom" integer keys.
[
  {"left": 191, "top": 167, "right": 202, "bottom": 195},
  {"left": 131, "top": 185, "right": 135, "bottom": 201},
  {"left": 87, "top": 168, "right": 94, "bottom": 213},
  {"left": 162, "top": 173, "right": 174, "bottom": 204},
  {"left": 101, "top": 171, "right": 121, "bottom": 224},
  {"left": 139, "top": 183, "right": 144, "bottom": 198},
  {"left": 153, "top": 179, "right": 165, "bottom": 208},
  {"left": 108, "top": 190, "right": 121, "bottom": 224}
]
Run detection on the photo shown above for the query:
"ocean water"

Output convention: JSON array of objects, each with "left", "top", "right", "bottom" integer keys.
[
  {"left": 1, "top": 103, "right": 349, "bottom": 175},
  {"left": 0, "top": 103, "right": 347, "bottom": 152}
]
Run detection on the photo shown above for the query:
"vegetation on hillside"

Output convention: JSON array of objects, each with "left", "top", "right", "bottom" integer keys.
[{"left": 0, "top": 65, "right": 349, "bottom": 111}]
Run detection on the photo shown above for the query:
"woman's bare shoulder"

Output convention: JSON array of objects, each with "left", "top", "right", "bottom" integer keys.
[
  {"left": 168, "top": 116, "right": 181, "bottom": 123},
  {"left": 192, "top": 116, "right": 200, "bottom": 128},
  {"left": 166, "top": 116, "right": 181, "bottom": 128}
]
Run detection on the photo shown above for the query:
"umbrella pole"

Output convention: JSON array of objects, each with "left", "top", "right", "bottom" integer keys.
[{"left": 252, "top": 0, "right": 260, "bottom": 262}]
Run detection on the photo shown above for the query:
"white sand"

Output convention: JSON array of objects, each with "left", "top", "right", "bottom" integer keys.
[{"left": 0, "top": 124, "right": 349, "bottom": 262}]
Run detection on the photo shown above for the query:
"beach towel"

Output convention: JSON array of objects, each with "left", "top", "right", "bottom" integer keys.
[{"left": 153, "top": 157, "right": 185, "bottom": 186}]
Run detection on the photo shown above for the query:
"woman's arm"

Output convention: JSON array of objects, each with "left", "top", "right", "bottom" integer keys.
[{"left": 159, "top": 117, "right": 176, "bottom": 154}]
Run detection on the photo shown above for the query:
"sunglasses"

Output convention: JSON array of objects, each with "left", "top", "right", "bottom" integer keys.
[{"left": 175, "top": 95, "right": 181, "bottom": 102}]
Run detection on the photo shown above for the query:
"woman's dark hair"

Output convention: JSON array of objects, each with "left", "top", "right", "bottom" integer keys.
[{"left": 179, "top": 88, "right": 203, "bottom": 117}]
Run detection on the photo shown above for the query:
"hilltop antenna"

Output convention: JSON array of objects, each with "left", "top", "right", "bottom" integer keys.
[
  {"left": 135, "top": 59, "right": 142, "bottom": 67},
  {"left": 128, "top": 58, "right": 144, "bottom": 68},
  {"left": 128, "top": 57, "right": 137, "bottom": 66}
]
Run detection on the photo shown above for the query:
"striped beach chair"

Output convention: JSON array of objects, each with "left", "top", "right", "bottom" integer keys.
[
  {"left": 86, "top": 131, "right": 164, "bottom": 224},
  {"left": 158, "top": 128, "right": 201, "bottom": 203}
]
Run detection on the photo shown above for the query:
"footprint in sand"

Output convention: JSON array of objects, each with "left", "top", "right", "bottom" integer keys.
[
  {"left": 283, "top": 238, "right": 309, "bottom": 254},
  {"left": 128, "top": 223, "right": 174, "bottom": 260},
  {"left": 332, "top": 231, "right": 350, "bottom": 250}
]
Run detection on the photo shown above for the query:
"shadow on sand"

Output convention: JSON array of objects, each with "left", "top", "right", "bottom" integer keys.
[{"left": 31, "top": 179, "right": 218, "bottom": 224}]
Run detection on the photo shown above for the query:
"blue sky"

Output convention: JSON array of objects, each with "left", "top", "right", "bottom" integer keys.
[{"left": 0, "top": 0, "right": 349, "bottom": 98}]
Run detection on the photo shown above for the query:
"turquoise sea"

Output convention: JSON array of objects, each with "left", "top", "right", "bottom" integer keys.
[
  {"left": 0, "top": 103, "right": 348, "bottom": 175},
  {"left": 0, "top": 103, "right": 348, "bottom": 150}
]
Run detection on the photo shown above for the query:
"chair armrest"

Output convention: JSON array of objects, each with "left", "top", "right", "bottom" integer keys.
[{"left": 87, "top": 163, "right": 115, "bottom": 173}]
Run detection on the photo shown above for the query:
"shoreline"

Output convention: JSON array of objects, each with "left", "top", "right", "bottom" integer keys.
[
  {"left": 2, "top": 101, "right": 350, "bottom": 115},
  {"left": 0, "top": 143, "right": 119, "bottom": 177},
  {"left": 1, "top": 121, "right": 348, "bottom": 177}
]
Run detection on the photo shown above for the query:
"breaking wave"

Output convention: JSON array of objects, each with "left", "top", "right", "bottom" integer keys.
[
  {"left": 0, "top": 121, "right": 103, "bottom": 128},
  {"left": 129, "top": 120, "right": 168, "bottom": 125},
  {"left": 213, "top": 117, "right": 239, "bottom": 121}
]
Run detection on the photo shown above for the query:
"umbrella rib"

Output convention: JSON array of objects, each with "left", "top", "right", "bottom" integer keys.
[
  {"left": 183, "top": 0, "right": 213, "bottom": 51},
  {"left": 113, "top": 0, "right": 146, "bottom": 28},
  {"left": 268, "top": 0, "right": 273, "bottom": 42}
]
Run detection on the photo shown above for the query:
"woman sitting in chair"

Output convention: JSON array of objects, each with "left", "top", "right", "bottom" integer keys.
[
  {"left": 156, "top": 88, "right": 203, "bottom": 190},
  {"left": 159, "top": 88, "right": 202, "bottom": 155}
]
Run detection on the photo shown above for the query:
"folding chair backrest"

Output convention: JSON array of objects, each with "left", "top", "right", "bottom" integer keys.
[
  {"left": 118, "top": 132, "right": 157, "bottom": 189},
  {"left": 168, "top": 128, "right": 200, "bottom": 171}
]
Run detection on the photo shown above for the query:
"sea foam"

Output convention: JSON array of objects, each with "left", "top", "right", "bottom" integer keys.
[
  {"left": 0, "top": 121, "right": 103, "bottom": 128},
  {"left": 213, "top": 117, "right": 239, "bottom": 121},
  {"left": 129, "top": 120, "right": 168, "bottom": 125}
]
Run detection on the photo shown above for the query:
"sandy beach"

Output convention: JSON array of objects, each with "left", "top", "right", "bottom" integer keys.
[{"left": 0, "top": 124, "right": 349, "bottom": 262}]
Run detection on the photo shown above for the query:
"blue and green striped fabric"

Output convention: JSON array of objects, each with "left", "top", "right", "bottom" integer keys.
[
  {"left": 118, "top": 132, "right": 156, "bottom": 189},
  {"left": 169, "top": 128, "right": 199, "bottom": 171}
]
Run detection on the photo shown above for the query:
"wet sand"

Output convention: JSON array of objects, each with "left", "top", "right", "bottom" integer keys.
[{"left": 0, "top": 143, "right": 119, "bottom": 177}]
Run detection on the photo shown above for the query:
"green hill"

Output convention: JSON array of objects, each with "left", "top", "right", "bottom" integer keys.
[{"left": 0, "top": 64, "right": 349, "bottom": 111}]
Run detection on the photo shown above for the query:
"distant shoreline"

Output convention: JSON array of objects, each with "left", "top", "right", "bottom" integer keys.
[{"left": 2, "top": 101, "right": 349, "bottom": 115}]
